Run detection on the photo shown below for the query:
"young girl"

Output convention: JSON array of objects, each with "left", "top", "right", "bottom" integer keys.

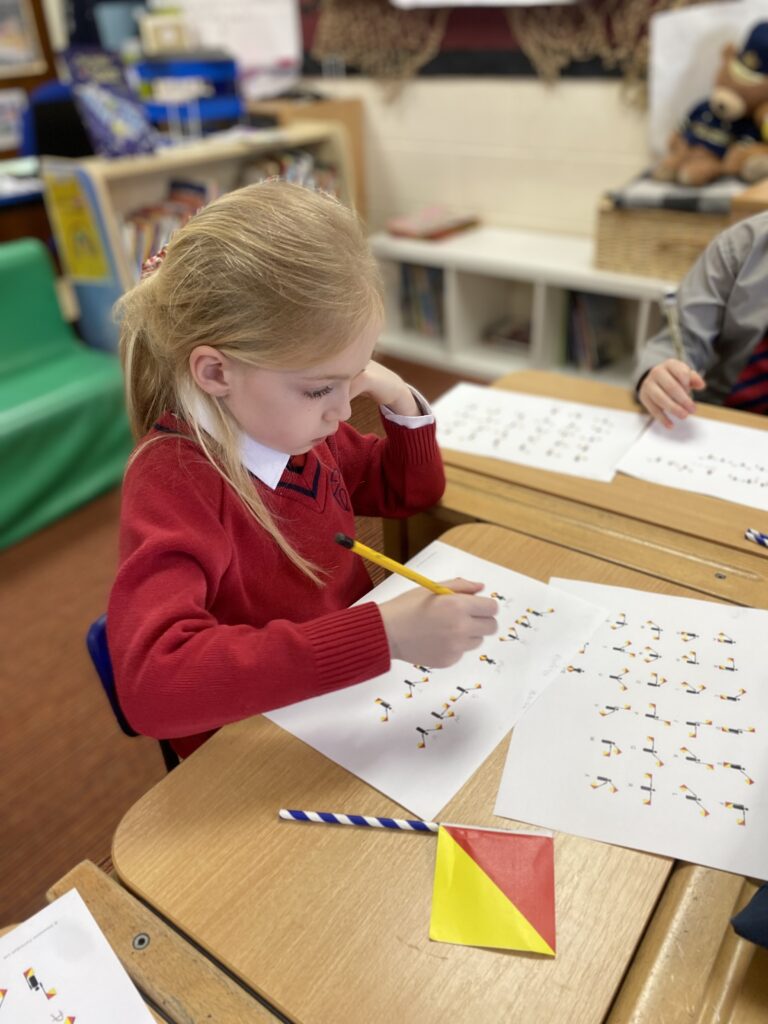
[{"left": 108, "top": 180, "right": 498, "bottom": 758}]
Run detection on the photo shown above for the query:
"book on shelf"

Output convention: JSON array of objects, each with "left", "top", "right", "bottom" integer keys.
[
  {"left": 480, "top": 313, "right": 531, "bottom": 353},
  {"left": 399, "top": 264, "right": 444, "bottom": 338},
  {"left": 62, "top": 47, "right": 157, "bottom": 157},
  {"left": 122, "top": 178, "right": 217, "bottom": 280},
  {"left": 387, "top": 205, "right": 478, "bottom": 240},
  {"left": 567, "top": 292, "right": 628, "bottom": 370},
  {"left": 122, "top": 150, "right": 341, "bottom": 281},
  {"left": 239, "top": 149, "right": 339, "bottom": 196}
]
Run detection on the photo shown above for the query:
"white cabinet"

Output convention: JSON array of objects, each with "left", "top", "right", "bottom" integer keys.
[{"left": 370, "top": 227, "right": 674, "bottom": 384}]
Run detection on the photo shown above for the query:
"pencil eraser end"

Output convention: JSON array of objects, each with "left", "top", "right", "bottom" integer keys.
[{"left": 335, "top": 532, "right": 354, "bottom": 549}]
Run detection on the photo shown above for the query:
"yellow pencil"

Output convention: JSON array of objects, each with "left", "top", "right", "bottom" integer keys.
[{"left": 335, "top": 533, "right": 454, "bottom": 595}]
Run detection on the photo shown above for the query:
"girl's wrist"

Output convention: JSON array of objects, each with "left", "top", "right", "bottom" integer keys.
[{"left": 383, "top": 386, "right": 420, "bottom": 417}]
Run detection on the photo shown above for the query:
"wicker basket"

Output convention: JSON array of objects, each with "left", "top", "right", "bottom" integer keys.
[{"left": 594, "top": 198, "right": 731, "bottom": 281}]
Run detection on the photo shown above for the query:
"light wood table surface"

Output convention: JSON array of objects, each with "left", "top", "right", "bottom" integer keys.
[
  {"left": 434, "top": 371, "right": 768, "bottom": 607},
  {"left": 112, "top": 524, "right": 756, "bottom": 1024}
]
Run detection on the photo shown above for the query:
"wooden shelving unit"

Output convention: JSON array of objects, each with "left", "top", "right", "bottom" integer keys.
[{"left": 42, "top": 122, "right": 355, "bottom": 350}]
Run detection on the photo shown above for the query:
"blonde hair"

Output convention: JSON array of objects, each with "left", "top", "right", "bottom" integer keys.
[{"left": 116, "top": 180, "right": 384, "bottom": 582}]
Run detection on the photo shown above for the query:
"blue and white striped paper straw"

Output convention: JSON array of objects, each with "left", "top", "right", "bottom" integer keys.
[
  {"left": 745, "top": 528, "right": 768, "bottom": 548},
  {"left": 278, "top": 809, "right": 438, "bottom": 832}
]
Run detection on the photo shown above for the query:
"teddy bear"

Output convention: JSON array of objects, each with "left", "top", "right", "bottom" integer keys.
[
  {"left": 716, "top": 22, "right": 768, "bottom": 183},
  {"left": 652, "top": 99, "right": 758, "bottom": 186},
  {"left": 653, "top": 21, "right": 768, "bottom": 187}
]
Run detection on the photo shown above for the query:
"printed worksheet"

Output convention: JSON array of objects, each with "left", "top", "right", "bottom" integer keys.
[
  {"left": 0, "top": 889, "right": 154, "bottom": 1023},
  {"left": 495, "top": 580, "right": 768, "bottom": 880},
  {"left": 267, "top": 542, "right": 606, "bottom": 821},
  {"left": 432, "top": 382, "right": 649, "bottom": 482},
  {"left": 617, "top": 415, "right": 768, "bottom": 511}
]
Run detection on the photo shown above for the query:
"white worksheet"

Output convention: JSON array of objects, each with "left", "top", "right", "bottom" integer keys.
[
  {"left": 432, "top": 382, "right": 649, "bottom": 482},
  {"left": 267, "top": 542, "right": 606, "bottom": 821},
  {"left": 495, "top": 580, "right": 768, "bottom": 880},
  {"left": 617, "top": 415, "right": 768, "bottom": 511},
  {"left": 0, "top": 889, "right": 154, "bottom": 1023}
]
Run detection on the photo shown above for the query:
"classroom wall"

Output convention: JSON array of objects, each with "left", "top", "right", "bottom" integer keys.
[{"left": 305, "top": 77, "right": 649, "bottom": 237}]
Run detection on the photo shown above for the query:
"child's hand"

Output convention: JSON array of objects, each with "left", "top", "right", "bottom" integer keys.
[
  {"left": 378, "top": 579, "right": 498, "bottom": 669},
  {"left": 352, "top": 360, "right": 421, "bottom": 416},
  {"left": 638, "top": 359, "right": 706, "bottom": 429}
]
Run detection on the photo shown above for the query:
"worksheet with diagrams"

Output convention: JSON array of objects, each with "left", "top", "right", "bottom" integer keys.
[
  {"left": 267, "top": 542, "right": 606, "bottom": 822},
  {"left": 617, "top": 415, "right": 768, "bottom": 512},
  {"left": 431, "top": 382, "right": 649, "bottom": 482},
  {"left": 495, "top": 580, "right": 768, "bottom": 880},
  {"left": 0, "top": 889, "right": 154, "bottom": 1023}
]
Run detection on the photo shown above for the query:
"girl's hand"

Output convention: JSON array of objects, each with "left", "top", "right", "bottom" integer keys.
[
  {"left": 351, "top": 360, "right": 421, "bottom": 416},
  {"left": 378, "top": 579, "right": 498, "bottom": 669},
  {"left": 638, "top": 359, "right": 706, "bottom": 428}
]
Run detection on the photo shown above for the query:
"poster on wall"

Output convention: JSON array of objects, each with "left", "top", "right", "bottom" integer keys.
[
  {"left": 0, "top": 0, "right": 46, "bottom": 77},
  {"left": 160, "top": 0, "right": 301, "bottom": 99}
]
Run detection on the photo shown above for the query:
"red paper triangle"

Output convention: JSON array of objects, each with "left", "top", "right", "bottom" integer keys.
[{"left": 445, "top": 826, "right": 555, "bottom": 951}]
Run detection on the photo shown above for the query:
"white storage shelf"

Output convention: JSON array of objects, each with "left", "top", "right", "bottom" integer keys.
[{"left": 371, "top": 227, "right": 675, "bottom": 384}]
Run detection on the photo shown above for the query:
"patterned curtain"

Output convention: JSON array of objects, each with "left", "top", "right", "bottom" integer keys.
[{"left": 308, "top": 0, "right": 713, "bottom": 93}]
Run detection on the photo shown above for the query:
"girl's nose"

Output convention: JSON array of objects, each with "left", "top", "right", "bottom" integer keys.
[{"left": 325, "top": 390, "right": 352, "bottom": 423}]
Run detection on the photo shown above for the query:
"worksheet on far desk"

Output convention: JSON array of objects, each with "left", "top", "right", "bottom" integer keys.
[
  {"left": 267, "top": 542, "right": 606, "bottom": 822},
  {"left": 617, "top": 415, "right": 768, "bottom": 511},
  {"left": 495, "top": 580, "right": 768, "bottom": 880},
  {"left": 431, "top": 381, "right": 649, "bottom": 482}
]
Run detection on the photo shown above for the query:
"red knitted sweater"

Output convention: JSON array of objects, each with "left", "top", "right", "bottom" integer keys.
[{"left": 107, "top": 413, "right": 445, "bottom": 757}]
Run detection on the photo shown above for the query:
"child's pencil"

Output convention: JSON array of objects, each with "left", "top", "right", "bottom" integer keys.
[
  {"left": 661, "top": 290, "right": 686, "bottom": 362},
  {"left": 335, "top": 533, "right": 454, "bottom": 595}
]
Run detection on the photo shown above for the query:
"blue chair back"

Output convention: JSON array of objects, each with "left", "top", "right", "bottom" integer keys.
[
  {"left": 86, "top": 614, "right": 179, "bottom": 770},
  {"left": 86, "top": 613, "right": 137, "bottom": 736}
]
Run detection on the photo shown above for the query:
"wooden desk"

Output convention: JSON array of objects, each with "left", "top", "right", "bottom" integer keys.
[
  {"left": 432, "top": 371, "right": 768, "bottom": 607},
  {"left": 113, "top": 524, "right": 754, "bottom": 1024}
]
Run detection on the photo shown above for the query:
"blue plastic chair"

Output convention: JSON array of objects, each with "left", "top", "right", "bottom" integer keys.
[{"left": 86, "top": 614, "right": 179, "bottom": 772}]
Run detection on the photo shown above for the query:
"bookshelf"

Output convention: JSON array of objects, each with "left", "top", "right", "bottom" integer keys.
[
  {"left": 41, "top": 122, "right": 355, "bottom": 350},
  {"left": 370, "top": 227, "right": 675, "bottom": 385}
]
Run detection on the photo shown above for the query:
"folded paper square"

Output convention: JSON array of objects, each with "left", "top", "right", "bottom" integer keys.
[{"left": 429, "top": 824, "right": 555, "bottom": 955}]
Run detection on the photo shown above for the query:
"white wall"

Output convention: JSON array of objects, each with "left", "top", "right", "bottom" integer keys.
[{"left": 305, "top": 76, "right": 650, "bottom": 238}]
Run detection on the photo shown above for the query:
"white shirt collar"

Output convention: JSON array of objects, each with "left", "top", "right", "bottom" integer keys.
[
  {"left": 193, "top": 399, "right": 290, "bottom": 491},
  {"left": 239, "top": 433, "right": 291, "bottom": 490}
]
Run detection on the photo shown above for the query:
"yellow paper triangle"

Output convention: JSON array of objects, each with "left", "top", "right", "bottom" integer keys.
[{"left": 430, "top": 828, "right": 554, "bottom": 955}]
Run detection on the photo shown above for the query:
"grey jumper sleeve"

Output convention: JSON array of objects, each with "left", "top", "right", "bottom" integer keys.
[{"left": 632, "top": 212, "right": 768, "bottom": 405}]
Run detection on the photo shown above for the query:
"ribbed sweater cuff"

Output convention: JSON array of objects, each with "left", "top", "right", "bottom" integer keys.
[
  {"left": 302, "top": 601, "right": 391, "bottom": 693},
  {"left": 383, "top": 416, "right": 440, "bottom": 464}
]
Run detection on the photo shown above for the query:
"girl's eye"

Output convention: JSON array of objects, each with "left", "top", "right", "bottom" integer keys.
[{"left": 304, "top": 385, "right": 333, "bottom": 400}]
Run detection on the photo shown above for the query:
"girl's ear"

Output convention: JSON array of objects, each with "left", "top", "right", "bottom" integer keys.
[{"left": 189, "top": 345, "right": 233, "bottom": 396}]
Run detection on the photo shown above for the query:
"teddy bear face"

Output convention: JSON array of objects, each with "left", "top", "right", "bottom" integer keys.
[{"left": 711, "top": 41, "right": 768, "bottom": 120}]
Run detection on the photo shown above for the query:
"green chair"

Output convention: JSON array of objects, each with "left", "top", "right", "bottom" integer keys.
[{"left": 0, "top": 238, "right": 132, "bottom": 547}]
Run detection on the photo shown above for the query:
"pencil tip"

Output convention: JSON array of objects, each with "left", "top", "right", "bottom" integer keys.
[{"left": 335, "top": 532, "right": 354, "bottom": 548}]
